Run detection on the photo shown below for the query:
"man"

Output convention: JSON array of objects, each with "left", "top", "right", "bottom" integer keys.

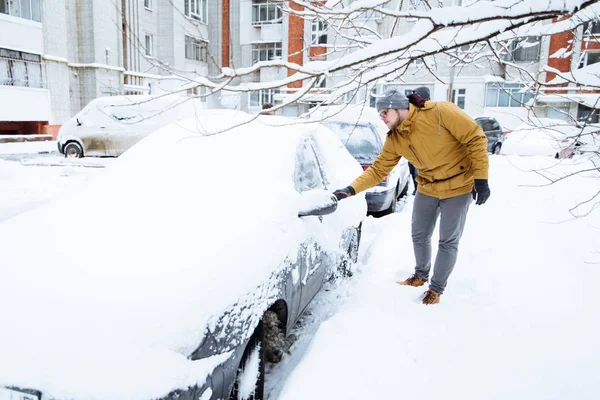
[
  {"left": 333, "top": 89, "right": 490, "bottom": 305},
  {"left": 407, "top": 86, "right": 431, "bottom": 195},
  {"left": 262, "top": 103, "right": 276, "bottom": 115}
]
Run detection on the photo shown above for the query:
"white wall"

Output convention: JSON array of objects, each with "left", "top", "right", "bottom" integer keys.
[
  {"left": 0, "top": 86, "right": 50, "bottom": 121},
  {"left": 0, "top": 13, "right": 43, "bottom": 54}
]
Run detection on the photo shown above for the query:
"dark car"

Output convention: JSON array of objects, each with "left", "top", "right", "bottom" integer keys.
[
  {"left": 323, "top": 121, "right": 410, "bottom": 215},
  {"left": 474, "top": 116, "right": 509, "bottom": 154}
]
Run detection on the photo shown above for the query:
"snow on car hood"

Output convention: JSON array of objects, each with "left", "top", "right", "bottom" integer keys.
[{"left": 0, "top": 112, "right": 365, "bottom": 400}]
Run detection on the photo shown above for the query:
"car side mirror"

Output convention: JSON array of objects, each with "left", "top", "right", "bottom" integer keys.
[{"left": 298, "top": 190, "right": 338, "bottom": 217}]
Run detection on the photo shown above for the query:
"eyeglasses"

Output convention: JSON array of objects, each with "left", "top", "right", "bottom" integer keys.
[{"left": 379, "top": 110, "right": 388, "bottom": 119}]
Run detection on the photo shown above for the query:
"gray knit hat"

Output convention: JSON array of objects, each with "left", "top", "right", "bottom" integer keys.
[
  {"left": 413, "top": 86, "right": 431, "bottom": 100},
  {"left": 376, "top": 89, "right": 409, "bottom": 111}
]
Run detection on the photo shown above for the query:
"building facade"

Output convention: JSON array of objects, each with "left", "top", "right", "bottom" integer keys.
[
  {"left": 0, "top": 0, "right": 215, "bottom": 136},
  {"left": 1, "top": 1, "right": 597, "bottom": 135}
]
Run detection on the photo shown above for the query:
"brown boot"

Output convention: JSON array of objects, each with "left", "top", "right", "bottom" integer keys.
[
  {"left": 422, "top": 289, "right": 440, "bottom": 305},
  {"left": 398, "top": 274, "right": 427, "bottom": 287}
]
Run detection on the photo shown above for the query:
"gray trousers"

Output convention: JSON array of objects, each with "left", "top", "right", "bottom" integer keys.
[{"left": 412, "top": 192, "right": 471, "bottom": 294}]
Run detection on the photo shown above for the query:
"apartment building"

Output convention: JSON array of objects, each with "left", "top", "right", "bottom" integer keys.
[
  {"left": 0, "top": 0, "right": 51, "bottom": 135},
  {"left": 535, "top": 20, "right": 600, "bottom": 124},
  {"left": 0, "top": 0, "right": 215, "bottom": 136},
  {"left": 1, "top": 1, "right": 597, "bottom": 134},
  {"left": 291, "top": 0, "right": 549, "bottom": 129}
]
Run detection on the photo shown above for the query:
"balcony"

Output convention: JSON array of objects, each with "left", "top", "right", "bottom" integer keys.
[{"left": 252, "top": 2, "right": 283, "bottom": 26}]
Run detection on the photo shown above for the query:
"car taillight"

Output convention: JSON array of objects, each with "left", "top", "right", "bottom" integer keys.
[{"left": 503, "top": 130, "right": 511, "bottom": 135}]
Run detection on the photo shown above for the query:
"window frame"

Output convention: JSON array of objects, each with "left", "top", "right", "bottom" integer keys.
[
  {"left": 144, "top": 0, "right": 152, "bottom": 10},
  {"left": 185, "top": 35, "right": 208, "bottom": 63},
  {"left": 451, "top": 88, "right": 466, "bottom": 109},
  {"left": 249, "top": 88, "right": 280, "bottom": 108},
  {"left": 184, "top": 0, "right": 207, "bottom": 23},
  {"left": 0, "top": 0, "right": 41, "bottom": 22},
  {"left": 251, "top": 1, "right": 283, "bottom": 25},
  {"left": 579, "top": 50, "right": 600, "bottom": 68},
  {"left": 144, "top": 34, "right": 153, "bottom": 56},
  {"left": 251, "top": 42, "right": 282, "bottom": 63},
  {"left": 508, "top": 37, "right": 541, "bottom": 62},
  {"left": 485, "top": 82, "right": 534, "bottom": 108},
  {"left": 584, "top": 21, "right": 600, "bottom": 36},
  {"left": 311, "top": 19, "right": 328, "bottom": 45},
  {"left": 0, "top": 48, "right": 43, "bottom": 88}
]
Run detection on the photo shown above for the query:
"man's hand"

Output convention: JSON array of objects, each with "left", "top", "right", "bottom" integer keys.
[
  {"left": 472, "top": 179, "right": 490, "bottom": 205},
  {"left": 333, "top": 186, "right": 355, "bottom": 201}
]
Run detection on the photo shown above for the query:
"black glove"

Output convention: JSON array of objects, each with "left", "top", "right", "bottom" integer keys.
[
  {"left": 407, "top": 93, "right": 427, "bottom": 108},
  {"left": 472, "top": 179, "right": 490, "bottom": 205},
  {"left": 333, "top": 186, "right": 355, "bottom": 201}
]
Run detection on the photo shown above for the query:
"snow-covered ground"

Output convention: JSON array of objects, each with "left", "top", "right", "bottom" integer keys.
[
  {"left": 277, "top": 154, "right": 600, "bottom": 400},
  {"left": 0, "top": 142, "right": 113, "bottom": 222},
  {"left": 1, "top": 142, "right": 599, "bottom": 399}
]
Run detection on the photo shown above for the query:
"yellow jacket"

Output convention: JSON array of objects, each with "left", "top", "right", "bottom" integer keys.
[{"left": 350, "top": 101, "right": 489, "bottom": 199}]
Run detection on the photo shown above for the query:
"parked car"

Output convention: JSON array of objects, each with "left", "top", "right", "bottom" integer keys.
[
  {"left": 57, "top": 94, "right": 206, "bottom": 158},
  {"left": 302, "top": 104, "right": 410, "bottom": 215},
  {"left": 474, "top": 116, "right": 508, "bottom": 154},
  {"left": 501, "top": 121, "right": 592, "bottom": 159},
  {"left": 0, "top": 112, "right": 366, "bottom": 400}
]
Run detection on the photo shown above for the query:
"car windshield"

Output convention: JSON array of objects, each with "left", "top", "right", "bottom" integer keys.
[{"left": 324, "top": 122, "right": 381, "bottom": 162}]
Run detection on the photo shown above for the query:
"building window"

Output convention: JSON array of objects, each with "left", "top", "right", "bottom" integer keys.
[
  {"left": 577, "top": 104, "right": 599, "bottom": 123},
  {"left": 184, "top": 0, "right": 207, "bottom": 23},
  {"left": 451, "top": 88, "right": 466, "bottom": 109},
  {"left": 0, "top": 0, "right": 41, "bottom": 22},
  {"left": 311, "top": 19, "right": 328, "bottom": 45},
  {"left": 144, "top": 34, "right": 153, "bottom": 56},
  {"left": 250, "top": 89, "right": 279, "bottom": 107},
  {"left": 252, "top": 1, "right": 283, "bottom": 25},
  {"left": 185, "top": 35, "right": 208, "bottom": 62},
  {"left": 144, "top": 0, "right": 152, "bottom": 9},
  {"left": 508, "top": 37, "right": 540, "bottom": 62},
  {"left": 584, "top": 21, "right": 600, "bottom": 35},
  {"left": 251, "top": 42, "right": 282, "bottom": 62},
  {"left": 579, "top": 51, "right": 600, "bottom": 68},
  {"left": 0, "top": 48, "right": 43, "bottom": 88},
  {"left": 485, "top": 83, "right": 534, "bottom": 107}
]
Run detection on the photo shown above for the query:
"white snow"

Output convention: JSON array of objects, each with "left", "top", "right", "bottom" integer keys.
[
  {"left": 1, "top": 123, "right": 599, "bottom": 400},
  {"left": 278, "top": 155, "right": 600, "bottom": 400},
  {"left": 0, "top": 115, "right": 366, "bottom": 400}
]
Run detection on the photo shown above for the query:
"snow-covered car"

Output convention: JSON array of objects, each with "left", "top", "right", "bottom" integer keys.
[
  {"left": 473, "top": 116, "right": 509, "bottom": 155},
  {"left": 302, "top": 104, "right": 410, "bottom": 214},
  {"left": 57, "top": 95, "right": 205, "bottom": 158},
  {"left": 0, "top": 111, "right": 366, "bottom": 400},
  {"left": 501, "top": 121, "right": 582, "bottom": 158}
]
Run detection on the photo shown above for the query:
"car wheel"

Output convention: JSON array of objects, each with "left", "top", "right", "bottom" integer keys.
[
  {"left": 230, "top": 322, "right": 265, "bottom": 400},
  {"left": 64, "top": 142, "right": 83, "bottom": 158},
  {"left": 397, "top": 180, "right": 409, "bottom": 200},
  {"left": 492, "top": 143, "right": 502, "bottom": 155}
]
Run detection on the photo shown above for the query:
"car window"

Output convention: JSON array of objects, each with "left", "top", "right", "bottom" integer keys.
[
  {"left": 480, "top": 119, "right": 495, "bottom": 132},
  {"left": 294, "top": 140, "right": 326, "bottom": 193},
  {"left": 490, "top": 119, "right": 501, "bottom": 131},
  {"left": 324, "top": 122, "right": 382, "bottom": 163}
]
